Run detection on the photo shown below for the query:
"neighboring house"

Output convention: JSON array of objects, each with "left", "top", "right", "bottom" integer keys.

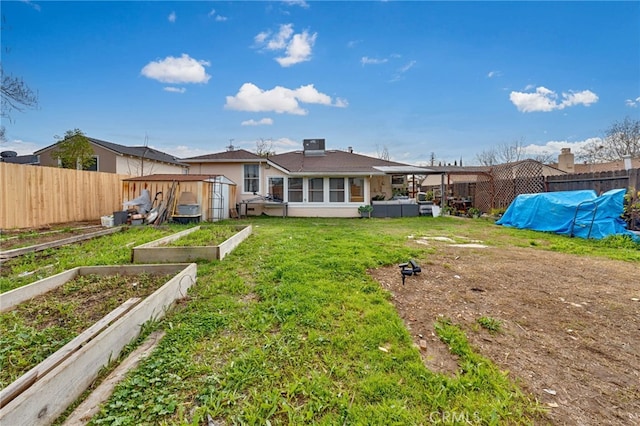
[
  {"left": 420, "top": 160, "right": 567, "bottom": 212},
  {"left": 551, "top": 147, "right": 640, "bottom": 173},
  {"left": 182, "top": 139, "right": 430, "bottom": 217},
  {"left": 34, "top": 137, "right": 189, "bottom": 175}
]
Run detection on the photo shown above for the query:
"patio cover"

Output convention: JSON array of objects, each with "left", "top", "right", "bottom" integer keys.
[{"left": 496, "top": 188, "right": 637, "bottom": 240}]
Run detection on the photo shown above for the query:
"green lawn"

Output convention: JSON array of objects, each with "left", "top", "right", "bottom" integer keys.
[{"left": 2, "top": 217, "right": 638, "bottom": 425}]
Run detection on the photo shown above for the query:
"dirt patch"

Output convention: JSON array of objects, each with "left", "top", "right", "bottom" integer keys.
[{"left": 370, "top": 238, "right": 640, "bottom": 425}]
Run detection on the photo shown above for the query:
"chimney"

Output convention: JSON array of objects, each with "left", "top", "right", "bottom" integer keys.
[
  {"left": 348, "top": 146, "right": 353, "bottom": 153},
  {"left": 623, "top": 154, "right": 632, "bottom": 171},
  {"left": 557, "top": 148, "right": 575, "bottom": 173}
]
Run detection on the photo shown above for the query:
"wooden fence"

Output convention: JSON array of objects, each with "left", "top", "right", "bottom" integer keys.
[
  {"left": 0, "top": 163, "right": 130, "bottom": 229},
  {"left": 546, "top": 169, "right": 639, "bottom": 194}
]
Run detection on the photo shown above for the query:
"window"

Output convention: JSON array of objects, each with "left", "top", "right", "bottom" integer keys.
[
  {"left": 391, "top": 175, "right": 405, "bottom": 185},
  {"left": 349, "top": 178, "right": 364, "bottom": 202},
  {"left": 288, "top": 178, "right": 303, "bottom": 202},
  {"left": 84, "top": 156, "right": 98, "bottom": 171},
  {"left": 244, "top": 164, "right": 259, "bottom": 193},
  {"left": 268, "top": 177, "right": 284, "bottom": 202},
  {"left": 308, "top": 178, "right": 324, "bottom": 202},
  {"left": 329, "top": 178, "right": 345, "bottom": 202}
]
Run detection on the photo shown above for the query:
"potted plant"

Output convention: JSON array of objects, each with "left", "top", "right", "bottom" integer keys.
[
  {"left": 358, "top": 205, "right": 374, "bottom": 218},
  {"left": 468, "top": 207, "right": 482, "bottom": 219},
  {"left": 441, "top": 205, "right": 454, "bottom": 216}
]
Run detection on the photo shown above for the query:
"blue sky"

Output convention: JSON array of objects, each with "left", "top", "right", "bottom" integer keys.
[{"left": 2, "top": 0, "right": 639, "bottom": 166}]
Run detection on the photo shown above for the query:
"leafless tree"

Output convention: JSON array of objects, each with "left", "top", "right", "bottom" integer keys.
[
  {"left": 1, "top": 15, "right": 39, "bottom": 142},
  {"left": 475, "top": 148, "right": 498, "bottom": 166},
  {"left": 255, "top": 138, "right": 275, "bottom": 157},
  {"left": 376, "top": 144, "right": 390, "bottom": 161},
  {"left": 496, "top": 137, "right": 526, "bottom": 163},
  {"left": 476, "top": 138, "right": 532, "bottom": 165},
  {"left": 579, "top": 116, "right": 640, "bottom": 162}
]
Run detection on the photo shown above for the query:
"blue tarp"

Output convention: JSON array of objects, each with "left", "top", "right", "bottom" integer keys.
[{"left": 496, "top": 188, "right": 636, "bottom": 240}]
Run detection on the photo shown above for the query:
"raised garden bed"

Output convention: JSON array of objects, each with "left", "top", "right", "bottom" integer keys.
[
  {"left": 0, "top": 226, "right": 123, "bottom": 262},
  {"left": 132, "top": 224, "right": 252, "bottom": 263},
  {"left": 0, "top": 263, "right": 197, "bottom": 425}
]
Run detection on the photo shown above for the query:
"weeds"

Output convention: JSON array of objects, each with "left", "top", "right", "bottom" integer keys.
[{"left": 477, "top": 316, "right": 502, "bottom": 334}]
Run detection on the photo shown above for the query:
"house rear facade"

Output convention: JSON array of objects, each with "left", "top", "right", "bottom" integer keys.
[{"left": 182, "top": 139, "right": 428, "bottom": 217}]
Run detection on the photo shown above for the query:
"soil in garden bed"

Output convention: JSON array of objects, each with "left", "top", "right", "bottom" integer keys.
[
  {"left": 0, "top": 222, "right": 103, "bottom": 251},
  {"left": 163, "top": 226, "right": 240, "bottom": 247},
  {"left": 0, "top": 272, "right": 171, "bottom": 388},
  {"left": 370, "top": 238, "right": 640, "bottom": 426}
]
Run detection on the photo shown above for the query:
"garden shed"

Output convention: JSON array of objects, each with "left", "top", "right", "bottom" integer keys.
[{"left": 122, "top": 174, "right": 236, "bottom": 222}]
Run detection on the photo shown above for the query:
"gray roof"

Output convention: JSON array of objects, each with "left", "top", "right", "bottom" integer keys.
[
  {"left": 0, "top": 154, "right": 39, "bottom": 165},
  {"left": 181, "top": 149, "right": 263, "bottom": 162},
  {"left": 88, "top": 138, "right": 188, "bottom": 166},
  {"left": 35, "top": 137, "right": 188, "bottom": 166},
  {"left": 268, "top": 150, "right": 418, "bottom": 176}
]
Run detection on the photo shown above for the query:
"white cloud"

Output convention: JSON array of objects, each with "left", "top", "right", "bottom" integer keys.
[
  {"left": 522, "top": 138, "right": 601, "bottom": 159},
  {"left": 487, "top": 70, "right": 502, "bottom": 78},
  {"left": 141, "top": 54, "right": 211, "bottom": 84},
  {"left": 398, "top": 60, "right": 416, "bottom": 73},
  {"left": 390, "top": 60, "right": 416, "bottom": 82},
  {"left": 276, "top": 31, "right": 317, "bottom": 67},
  {"left": 334, "top": 97, "right": 349, "bottom": 108},
  {"left": 283, "top": 0, "right": 310, "bottom": 8},
  {"left": 20, "top": 0, "right": 40, "bottom": 11},
  {"left": 1, "top": 138, "right": 41, "bottom": 156},
  {"left": 168, "top": 11, "right": 176, "bottom": 23},
  {"left": 266, "top": 24, "right": 294, "bottom": 50},
  {"left": 361, "top": 56, "right": 388, "bottom": 65},
  {"left": 254, "top": 31, "right": 270, "bottom": 45},
  {"left": 241, "top": 118, "right": 274, "bottom": 126},
  {"left": 510, "top": 86, "right": 598, "bottom": 112},
  {"left": 225, "top": 83, "right": 346, "bottom": 115},
  {"left": 625, "top": 96, "right": 640, "bottom": 107},
  {"left": 208, "top": 9, "right": 228, "bottom": 21},
  {"left": 272, "top": 137, "right": 301, "bottom": 152},
  {"left": 255, "top": 24, "right": 316, "bottom": 67},
  {"left": 163, "top": 87, "right": 186, "bottom": 93},
  {"left": 167, "top": 145, "right": 211, "bottom": 159}
]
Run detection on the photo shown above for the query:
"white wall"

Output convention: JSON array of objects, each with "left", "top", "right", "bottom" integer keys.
[{"left": 116, "top": 156, "right": 186, "bottom": 176}]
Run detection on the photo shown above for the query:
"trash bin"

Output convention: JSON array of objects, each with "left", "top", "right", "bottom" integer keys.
[{"left": 113, "top": 211, "right": 128, "bottom": 226}]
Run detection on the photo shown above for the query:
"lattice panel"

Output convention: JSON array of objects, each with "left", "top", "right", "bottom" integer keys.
[
  {"left": 474, "top": 174, "right": 493, "bottom": 213},
  {"left": 472, "top": 160, "right": 545, "bottom": 213}
]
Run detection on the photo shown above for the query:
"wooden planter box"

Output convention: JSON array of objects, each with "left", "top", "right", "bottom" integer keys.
[
  {"left": 131, "top": 225, "right": 252, "bottom": 263},
  {"left": 0, "top": 227, "right": 122, "bottom": 262},
  {"left": 0, "top": 263, "right": 197, "bottom": 426}
]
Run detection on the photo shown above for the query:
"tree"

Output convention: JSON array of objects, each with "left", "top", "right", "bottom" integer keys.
[
  {"left": 475, "top": 147, "right": 498, "bottom": 166},
  {"left": 475, "top": 137, "right": 530, "bottom": 166},
  {"left": 52, "top": 129, "right": 95, "bottom": 170},
  {"left": 580, "top": 116, "right": 640, "bottom": 162},
  {"left": 1, "top": 15, "right": 40, "bottom": 142},
  {"left": 255, "top": 138, "right": 275, "bottom": 157},
  {"left": 376, "top": 144, "right": 390, "bottom": 161}
]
